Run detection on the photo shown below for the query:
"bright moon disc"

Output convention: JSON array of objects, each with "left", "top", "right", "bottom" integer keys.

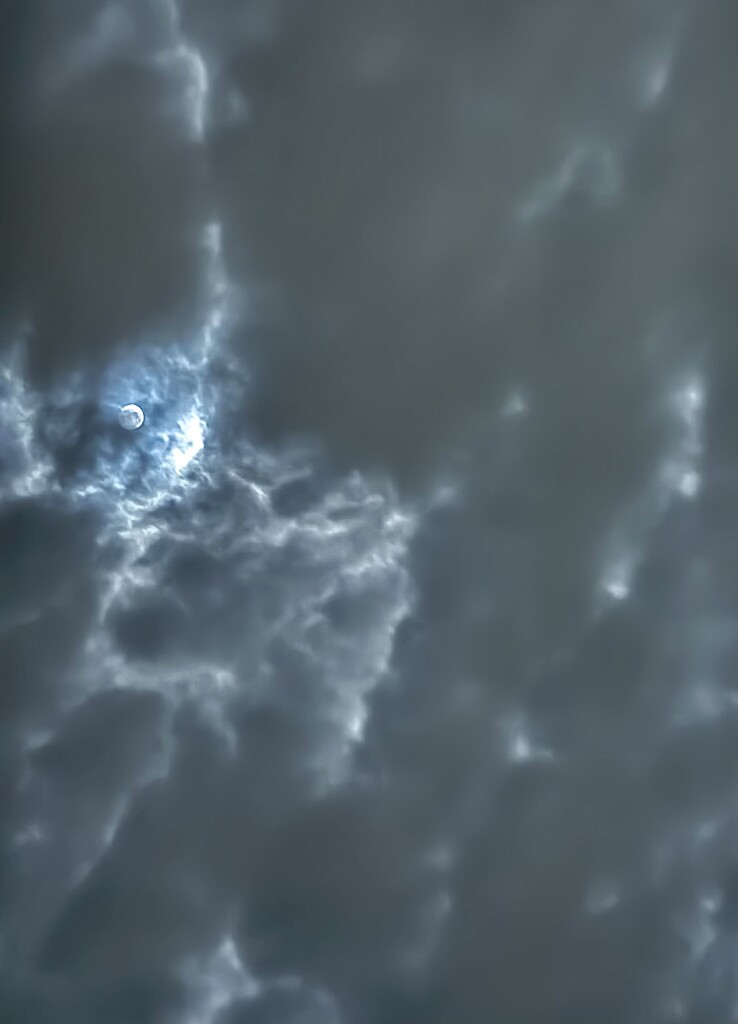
[{"left": 119, "top": 404, "right": 145, "bottom": 430}]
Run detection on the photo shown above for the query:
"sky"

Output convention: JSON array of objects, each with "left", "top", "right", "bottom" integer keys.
[{"left": 1, "top": 1, "right": 737, "bottom": 1022}]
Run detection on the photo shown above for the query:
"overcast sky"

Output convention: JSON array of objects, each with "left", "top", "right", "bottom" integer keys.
[{"left": 1, "top": 1, "right": 737, "bottom": 1021}]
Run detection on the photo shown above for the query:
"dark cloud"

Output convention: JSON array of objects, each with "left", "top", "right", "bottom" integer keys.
[
  {"left": 1, "top": 1, "right": 738, "bottom": 1023},
  {"left": 218, "top": 982, "right": 340, "bottom": 1024},
  {"left": 0, "top": 499, "right": 98, "bottom": 729},
  {"left": 1, "top": 1, "right": 204, "bottom": 382}
]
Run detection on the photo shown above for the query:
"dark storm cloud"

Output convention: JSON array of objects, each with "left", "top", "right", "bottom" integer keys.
[
  {"left": 219, "top": 981, "right": 341, "bottom": 1024},
  {"left": 0, "top": 499, "right": 99, "bottom": 817},
  {"left": 210, "top": 0, "right": 715, "bottom": 480},
  {"left": 0, "top": 113, "right": 414, "bottom": 1021},
  {"left": 1, "top": 0, "right": 203, "bottom": 382},
  {"left": 2, "top": 0, "right": 738, "bottom": 1023}
]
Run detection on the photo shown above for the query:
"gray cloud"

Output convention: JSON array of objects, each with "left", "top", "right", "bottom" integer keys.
[{"left": 2, "top": 1, "right": 738, "bottom": 1022}]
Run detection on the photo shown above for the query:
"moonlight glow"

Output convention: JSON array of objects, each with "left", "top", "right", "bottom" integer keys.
[{"left": 171, "top": 410, "right": 205, "bottom": 472}]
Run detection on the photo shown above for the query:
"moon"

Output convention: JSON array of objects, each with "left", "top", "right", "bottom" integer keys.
[{"left": 119, "top": 404, "right": 145, "bottom": 430}]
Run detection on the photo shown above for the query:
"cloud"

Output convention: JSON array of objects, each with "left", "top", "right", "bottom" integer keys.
[
  {"left": 0, "top": 197, "right": 415, "bottom": 1023},
  {"left": 2, "top": 2, "right": 738, "bottom": 1023}
]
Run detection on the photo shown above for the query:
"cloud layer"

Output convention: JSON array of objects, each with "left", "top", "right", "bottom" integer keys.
[{"left": 2, "top": 1, "right": 738, "bottom": 1022}]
